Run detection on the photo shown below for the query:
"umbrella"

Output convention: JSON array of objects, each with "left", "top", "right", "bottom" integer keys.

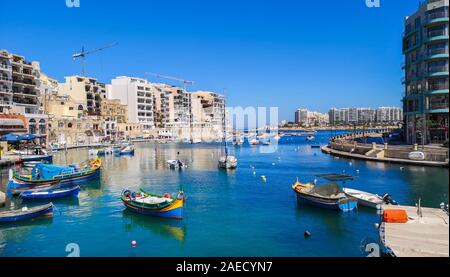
[
  {"left": 0, "top": 133, "right": 21, "bottom": 142},
  {"left": 18, "top": 134, "right": 40, "bottom": 141}
]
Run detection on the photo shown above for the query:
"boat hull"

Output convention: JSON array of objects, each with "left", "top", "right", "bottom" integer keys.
[
  {"left": 8, "top": 168, "right": 101, "bottom": 189},
  {"left": 122, "top": 199, "right": 183, "bottom": 219},
  {"left": 20, "top": 155, "right": 53, "bottom": 164},
  {"left": 20, "top": 186, "right": 80, "bottom": 200},
  {"left": 0, "top": 204, "right": 53, "bottom": 223},
  {"left": 295, "top": 193, "right": 358, "bottom": 212}
]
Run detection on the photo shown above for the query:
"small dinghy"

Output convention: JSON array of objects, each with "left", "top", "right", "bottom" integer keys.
[
  {"left": 0, "top": 203, "right": 53, "bottom": 223},
  {"left": 306, "top": 135, "right": 315, "bottom": 141},
  {"left": 19, "top": 186, "right": 80, "bottom": 200},
  {"left": 343, "top": 188, "right": 398, "bottom": 209}
]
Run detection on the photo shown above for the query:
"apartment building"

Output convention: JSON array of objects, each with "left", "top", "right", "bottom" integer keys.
[
  {"left": 0, "top": 50, "right": 49, "bottom": 143},
  {"left": 191, "top": 91, "right": 226, "bottom": 141},
  {"left": 376, "top": 107, "right": 403, "bottom": 123},
  {"left": 402, "top": 0, "right": 449, "bottom": 144},
  {"left": 59, "top": 76, "right": 107, "bottom": 117},
  {"left": 109, "top": 76, "right": 155, "bottom": 130}
]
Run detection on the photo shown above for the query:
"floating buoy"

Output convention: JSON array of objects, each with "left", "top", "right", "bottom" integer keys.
[
  {"left": 253, "top": 171, "right": 256, "bottom": 176},
  {"left": 400, "top": 167, "right": 404, "bottom": 171},
  {"left": 313, "top": 179, "right": 318, "bottom": 185},
  {"left": 349, "top": 162, "right": 352, "bottom": 166},
  {"left": 261, "top": 176, "right": 267, "bottom": 182},
  {"left": 131, "top": 240, "right": 137, "bottom": 248},
  {"left": 304, "top": 230, "right": 311, "bottom": 238},
  {"left": 374, "top": 223, "right": 380, "bottom": 229},
  {"left": 356, "top": 169, "right": 360, "bottom": 174},
  {"left": 272, "top": 163, "right": 275, "bottom": 166}
]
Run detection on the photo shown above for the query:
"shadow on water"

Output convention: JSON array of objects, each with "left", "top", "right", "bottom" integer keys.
[{"left": 122, "top": 209, "right": 186, "bottom": 242}]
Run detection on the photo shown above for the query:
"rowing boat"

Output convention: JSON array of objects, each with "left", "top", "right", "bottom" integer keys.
[
  {"left": 121, "top": 189, "right": 184, "bottom": 219},
  {"left": 19, "top": 186, "right": 80, "bottom": 200},
  {"left": 343, "top": 188, "right": 397, "bottom": 209},
  {"left": 0, "top": 203, "right": 53, "bottom": 223}
]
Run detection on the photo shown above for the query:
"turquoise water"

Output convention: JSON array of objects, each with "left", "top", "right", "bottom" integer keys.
[{"left": 1, "top": 131, "right": 448, "bottom": 257}]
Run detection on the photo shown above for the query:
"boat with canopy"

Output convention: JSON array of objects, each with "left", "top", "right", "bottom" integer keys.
[
  {"left": 7, "top": 158, "right": 102, "bottom": 189},
  {"left": 292, "top": 174, "right": 358, "bottom": 212}
]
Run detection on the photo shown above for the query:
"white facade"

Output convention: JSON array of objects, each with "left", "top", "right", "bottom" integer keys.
[{"left": 109, "top": 76, "right": 155, "bottom": 130}]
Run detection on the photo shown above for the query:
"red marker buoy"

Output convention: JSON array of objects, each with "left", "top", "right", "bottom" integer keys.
[{"left": 131, "top": 240, "right": 137, "bottom": 248}]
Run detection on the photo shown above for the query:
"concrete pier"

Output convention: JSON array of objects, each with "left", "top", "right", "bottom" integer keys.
[{"left": 380, "top": 205, "right": 449, "bottom": 257}]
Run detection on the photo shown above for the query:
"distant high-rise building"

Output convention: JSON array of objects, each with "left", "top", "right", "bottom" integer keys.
[
  {"left": 402, "top": 0, "right": 449, "bottom": 144},
  {"left": 376, "top": 107, "right": 403, "bottom": 123}
]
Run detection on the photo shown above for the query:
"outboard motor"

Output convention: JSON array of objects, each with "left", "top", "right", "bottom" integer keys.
[{"left": 382, "top": 193, "right": 398, "bottom": 205}]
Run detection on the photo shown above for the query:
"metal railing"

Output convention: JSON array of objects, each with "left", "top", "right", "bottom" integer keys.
[
  {"left": 427, "top": 29, "right": 448, "bottom": 38},
  {"left": 428, "top": 48, "right": 449, "bottom": 55},
  {"left": 428, "top": 102, "right": 449, "bottom": 110},
  {"left": 428, "top": 65, "right": 449, "bottom": 73},
  {"left": 427, "top": 11, "right": 449, "bottom": 21},
  {"left": 428, "top": 82, "right": 449, "bottom": 90}
]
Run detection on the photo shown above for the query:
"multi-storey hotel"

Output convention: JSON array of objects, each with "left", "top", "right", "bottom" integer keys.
[
  {"left": 328, "top": 107, "right": 401, "bottom": 125},
  {"left": 402, "top": 0, "right": 449, "bottom": 144},
  {"left": 109, "top": 76, "right": 155, "bottom": 130}
]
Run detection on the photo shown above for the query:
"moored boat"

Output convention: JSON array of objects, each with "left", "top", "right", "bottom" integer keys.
[
  {"left": 19, "top": 186, "right": 80, "bottom": 200},
  {"left": 121, "top": 189, "right": 184, "bottom": 219},
  {"left": 306, "top": 135, "right": 315, "bottom": 141},
  {"left": 167, "top": 159, "right": 186, "bottom": 169},
  {"left": 343, "top": 188, "right": 398, "bottom": 209},
  {"left": 7, "top": 158, "right": 102, "bottom": 189},
  {"left": 218, "top": 155, "right": 238, "bottom": 169},
  {"left": 292, "top": 174, "right": 358, "bottom": 212},
  {"left": 117, "top": 145, "right": 135, "bottom": 155},
  {"left": 0, "top": 203, "right": 54, "bottom": 223},
  {"left": 249, "top": 138, "right": 260, "bottom": 145}
]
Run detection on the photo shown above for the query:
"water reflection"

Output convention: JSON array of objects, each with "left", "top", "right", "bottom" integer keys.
[{"left": 122, "top": 210, "right": 186, "bottom": 242}]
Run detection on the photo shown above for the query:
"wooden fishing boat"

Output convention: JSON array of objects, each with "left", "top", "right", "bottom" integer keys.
[
  {"left": 343, "top": 188, "right": 397, "bottom": 209},
  {"left": 19, "top": 185, "right": 80, "bottom": 200},
  {"left": 121, "top": 189, "right": 184, "bottom": 219},
  {"left": 7, "top": 158, "right": 102, "bottom": 189},
  {"left": 292, "top": 174, "right": 358, "bottom": 212},
  {"left": 0, "top": 203, "right": 53, "bottom": 223}
]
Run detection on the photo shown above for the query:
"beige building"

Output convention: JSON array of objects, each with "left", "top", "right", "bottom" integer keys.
[{"left": 59, "top": 76, "right": 107, "bottom": 116}]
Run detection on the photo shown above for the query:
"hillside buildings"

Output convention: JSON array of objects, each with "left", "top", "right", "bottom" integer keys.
[
  {"left": 402, "top": 0, "right": 449, "bottom": 144},
  {"left": 294, "top": 109, "right": 329, "bottom": 126}
]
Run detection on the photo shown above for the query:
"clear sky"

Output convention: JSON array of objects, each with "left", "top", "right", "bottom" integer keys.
[{"left": 0, "top": 0, "right": 421, "bottom": 121}]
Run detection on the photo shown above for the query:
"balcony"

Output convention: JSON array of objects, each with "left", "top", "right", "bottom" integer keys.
[
  {"left": 425, "top": 48, "right": 449, "bottom": 60},
  {"left": 425, "top": 11, "right": 449, "bottom": 26},
  {"left": 0, "top": 76, "right": 12, "bottom": 82},
  {"left": 425, "top": 29, "right": 449, "bottom": 43},
  {"left": 0, "top": 64, "right": 12, "bottom": 71},
  {"left": 426, "top": 65, "right": 449, "bottom": 77}
]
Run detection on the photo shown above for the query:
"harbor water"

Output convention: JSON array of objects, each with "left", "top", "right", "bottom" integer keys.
[{"left": 0, "top": 131, "right": 448, "bottom": 257}]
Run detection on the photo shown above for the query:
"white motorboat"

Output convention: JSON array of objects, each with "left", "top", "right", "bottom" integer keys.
[
  {"left": 306, "top": 135, "right": 315, "bottom": 141},
  {"left": 343, "top": 188, "right": 398, "bottom": 209}
]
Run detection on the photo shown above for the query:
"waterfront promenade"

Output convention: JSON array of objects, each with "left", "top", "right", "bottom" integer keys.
[{"left": 322, "top": 130, "right": 449, "bottom": 167}]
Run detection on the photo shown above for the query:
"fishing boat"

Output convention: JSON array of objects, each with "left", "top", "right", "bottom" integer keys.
[
  {"left": 19, "top": 186, "right": 80, "bottom": 200},
  {"left": 96, "top": 147, "right": 114, "bottom": 156},
  {"left": 121, "top": 189, "right": 185, "bottom": 219},
  {"left": 7, "top": 158, "right": 102, "bottom": 189},
  {"left": 292, "top": 174, "right": 358, "bottom": 212},
  {"left": 0, "top": 203, "right": 53, "bottom": 223},
  {"left": 167, "top": 159, "right": 185, "bottom": 169},
  {"left": 306, "top": 135, "right": 315, "bottom": 141},
  {"left": 343, "top": 188, "right": 398, "bottom": 209}
]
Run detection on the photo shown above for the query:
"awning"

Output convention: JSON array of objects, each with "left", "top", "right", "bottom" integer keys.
[{"left": 0, "top": 118, "right": 25, "bottom": 127}]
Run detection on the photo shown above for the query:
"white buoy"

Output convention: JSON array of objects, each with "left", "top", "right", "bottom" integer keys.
[
  {"left": 131, "top": 240, "right": 137, "bottom": 248},
  {"left": 356, "top": 169, "right": 360, "bottom": 174},
  {"left": 349, "top": 162, "right": 352, "bottom": 166},
  {"left": 272, "top": 163, "right": 275, "bottom": 166},
  {"left": 400, "top": 167, "right": 404, "bottom": 171},
  {"left": 313, "top": 179, "right": 318, "bottom": 185},
  {"left": 261, "top": 176, "right": 267, "bottom": 182}
]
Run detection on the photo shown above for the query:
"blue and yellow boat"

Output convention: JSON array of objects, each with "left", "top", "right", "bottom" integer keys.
[
  {"left": 121, "top": 188, "right": 184, "bottom": 219},
  {"left": 7, "top": 158, "right": 102, "bottom": 190},
  {"left": 292, "top": 174, "right": 358, "bottom": 212}
]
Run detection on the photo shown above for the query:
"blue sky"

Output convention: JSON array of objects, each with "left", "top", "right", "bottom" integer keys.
[{"left": 0, "top": 0, "right": 420, "bottom": 121}]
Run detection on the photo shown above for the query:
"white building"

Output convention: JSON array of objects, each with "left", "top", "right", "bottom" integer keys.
[
  {"left": 109, "top": 76, "right": 155, "bottom": 130},
  {"left": 376, "top": 107, "right": 403, "bottom": 123}
]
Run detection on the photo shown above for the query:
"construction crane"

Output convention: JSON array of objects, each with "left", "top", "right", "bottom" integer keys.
[
  {"left": 145, "top": 72, "right": 195, "bottom": 90},
  {"left": 73, "top": 42, "right": 118, "bottom": 76}
]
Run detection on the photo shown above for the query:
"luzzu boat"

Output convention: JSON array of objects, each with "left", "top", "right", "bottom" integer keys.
[
  {"left": 292, "top": 174, "right": 358, "bottom": 212},
  {"left": 121, "top": 188, "right": 184, "bottom": 219},
  {"left": 8, "top": 158, "right": 102, "bottom": 189},
  {"left": 0, "top": 203, "right": 54, "bottom": 223}
]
